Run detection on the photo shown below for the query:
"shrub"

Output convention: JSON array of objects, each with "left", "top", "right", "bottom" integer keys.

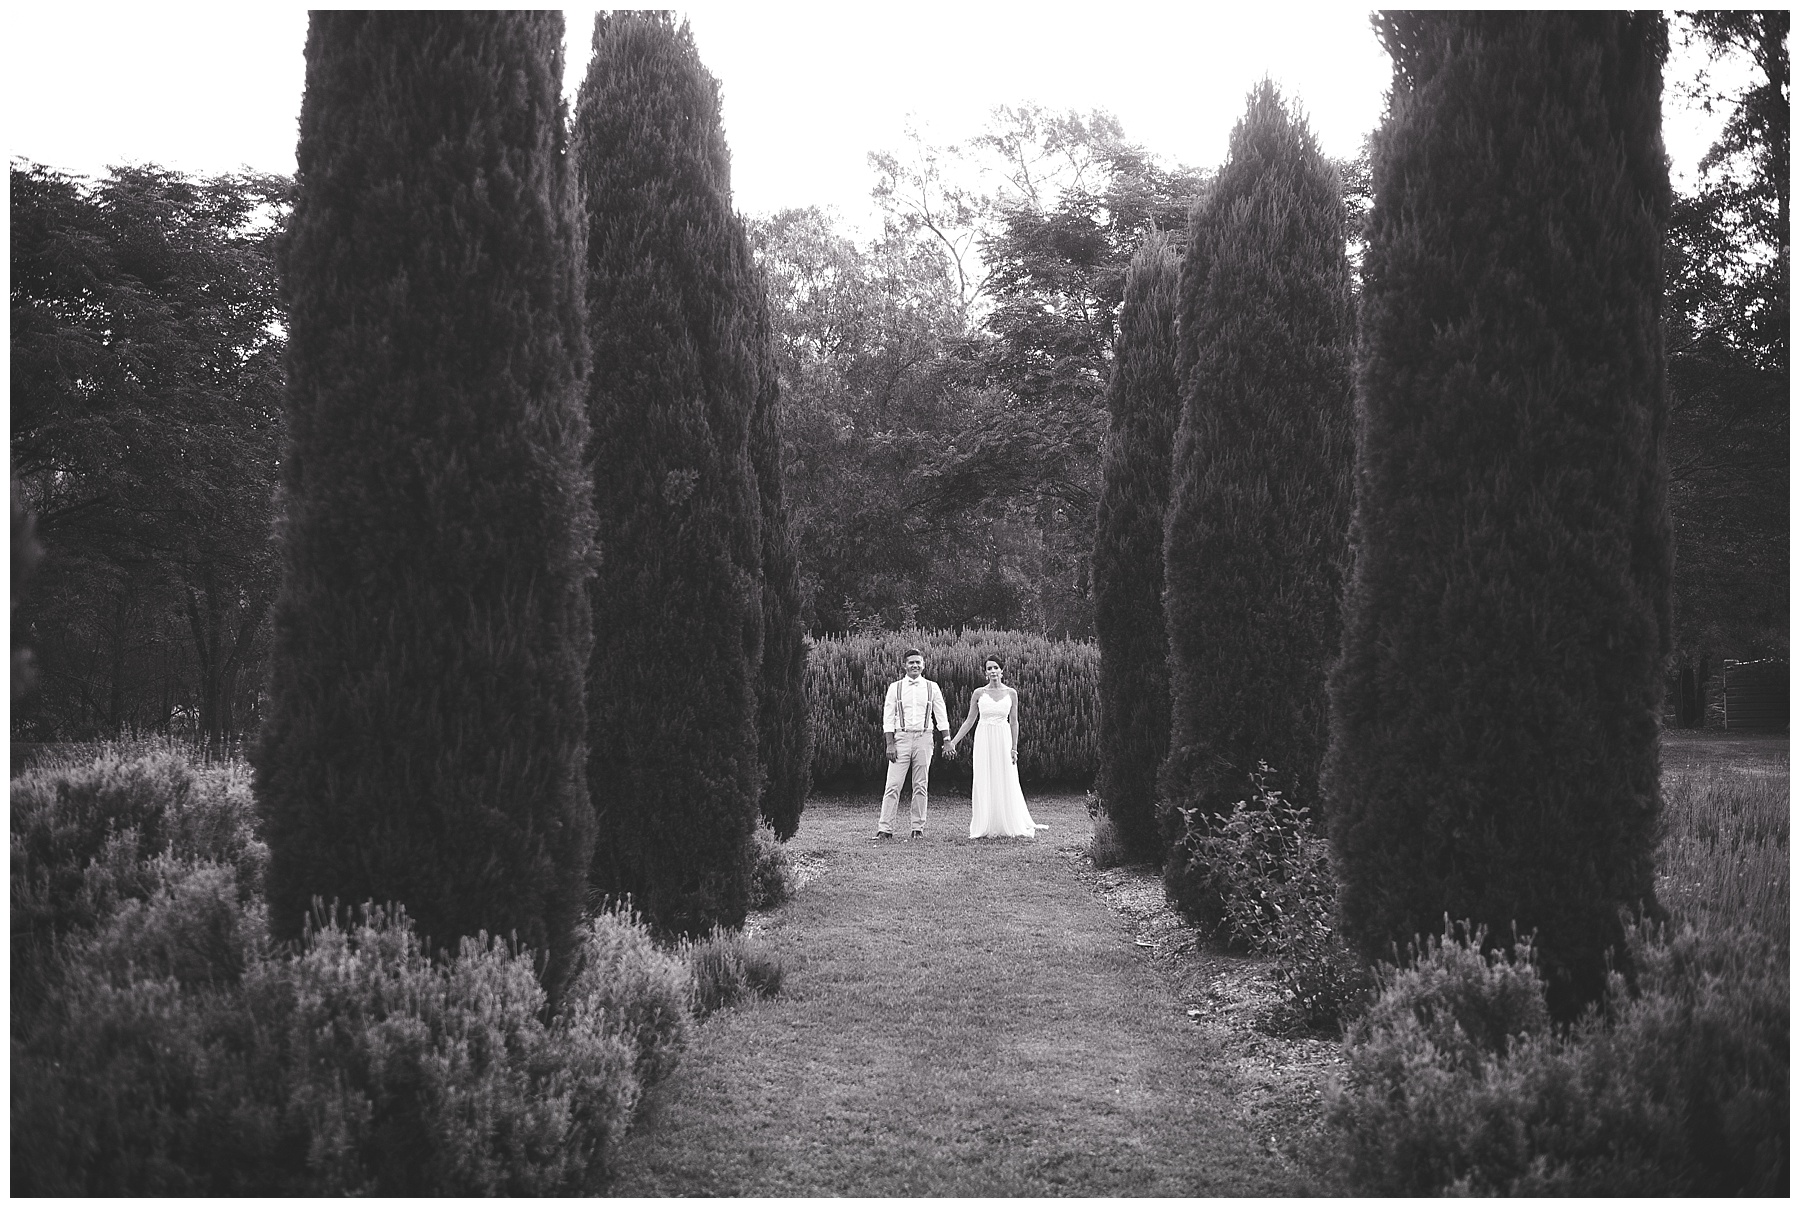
[
  {"left": 576, "top": 10, "right": 764, "bottom": 936},
  {"left": 12, "top": 748, "right": 268, "bottom": 1009},
  {"left": 1327, "top": 915, "right": 1787, "bottom": 1195},
  {"left": 1168, "top": 763, "right": 1370, "bottom": 1028},
  {"left": 1087, "top": 812, "right": 1129, "bottom": 871},
  {"left": 13, "top": 895, "right": 666, "bottom": 1195},
  {"left": 256, "top": 11, "right": 597, "bottom": 999},
  {"left": 749, "top": 826, "right": 794, "bottom": 910},
  {"left": 680, "top": 927, "right": 786, "bottom": 1017},
  {"left": 81, "top": 858, "right": 264, "bottom": 990},
  {"left": 1325, "top": 12, "right": 1672, "bottom": 1017},
  {"left": 564, "top": 905, "right": 695, "bottom": 1088},
  {"left": 806, "top": 628, "right": 1098, "bottom": 786},
  {"left": 1093, "top": 233, "right": 1182, "bottom": 863},
  {"left": 1158, "top": 81, "right": 1354, "bottom": 883}
]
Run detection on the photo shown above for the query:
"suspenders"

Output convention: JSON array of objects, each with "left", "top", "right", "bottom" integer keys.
[{"left": 892, "top": 678, "right": 935, "bottom": 732}]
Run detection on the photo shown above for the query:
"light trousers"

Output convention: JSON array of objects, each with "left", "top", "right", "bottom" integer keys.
[{"left": 879, "top": 730, "right": 934, "bottom": 832}]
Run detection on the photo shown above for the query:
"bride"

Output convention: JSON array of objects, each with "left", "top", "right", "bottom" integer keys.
[{"left": 944, "top": 656, "right": 1042, "bottom": 838}]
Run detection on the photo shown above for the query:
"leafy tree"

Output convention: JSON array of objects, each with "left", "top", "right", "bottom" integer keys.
[
  {"left": 1325, "top": 12, "right": 1672, "bottom": 1017},
  {"left": 255, "top": 12, "right": 596, "bottom": 999},
  {"left": 1157, "top": 82, "right": 1356, "bottom": 919},
  {"left": 1092, "top": 232, "right": 1181, "bottom": 863},
  {"left": 926, "top": 110, "right": 1210, "bottom": 638},
  {"left": 10, "top": 164, "right": 287, "bottom": 749},
  {"left": 1663, "top": 11, "right": 1788, "bottom": 720},
  {"left": 575, "top": 12, "right": 765, "bottom": 934},
  {"left": 749, "top": 207, "right": 968, "bottom": 634},
  {"left": 1668, "top": 11, "right": 1788, "bottom": 370},
  {"left": 866, "top": 109, "right": 1209, "bottom": 638}
]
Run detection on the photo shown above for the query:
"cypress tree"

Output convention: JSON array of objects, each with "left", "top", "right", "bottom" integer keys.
[
  {"left": 254, "top": 12, "right": 596, "bottom": 997},
  {"left": 749, "top": 287, "right": 814, "bottom": 840},
  {"left": 1093, "top": 231, "right": 1182, "bottom": 863},
  {"left": 1325, "top": 12, "right": 1672, "bottom": 1016},
  {"left": 575, "top": 13, "right": 765, "bottom": 934},
  {"left": 1159, "top": 83, "right": 1356, "bottom": 915}
]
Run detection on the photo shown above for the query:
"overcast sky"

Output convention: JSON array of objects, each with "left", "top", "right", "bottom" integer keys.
[{"left": 5, "top": 5, "right": 1748, "bottom": 232}]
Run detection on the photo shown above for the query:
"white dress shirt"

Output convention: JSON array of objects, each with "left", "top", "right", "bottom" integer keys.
[{"left": 885, "top": 675, "right": 949, "bottom": 733}]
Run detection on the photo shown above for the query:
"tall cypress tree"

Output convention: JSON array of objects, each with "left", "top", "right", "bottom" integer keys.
[
  {"left": 749, "top": 285, "right": 814, "bottom": 840},
  {"left": 1325, "top": 12, "right": 1672, "bottom": 1016},
  {"left": 575, "top": 13, "right": 765, "bottom": 934},
  {"left": 1159, "top": 83, "right": 1356, "bottom": 915},
  {"left": 1093, "top": 231, "right": 1182, "bottom": 863},
  {"left": 254, "top": 12, "right": 596, "bottom": 997}
]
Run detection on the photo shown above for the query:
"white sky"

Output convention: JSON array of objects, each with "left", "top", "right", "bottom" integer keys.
[{"left": 5, "top": 4, "right": 1748, "bottom": 233}]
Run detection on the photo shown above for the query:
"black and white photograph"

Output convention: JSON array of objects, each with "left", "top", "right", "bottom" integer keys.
[{"left": 8, "top": 5, "right": 1788, "bottom": 1196}]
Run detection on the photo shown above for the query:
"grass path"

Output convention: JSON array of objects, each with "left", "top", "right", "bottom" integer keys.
[{"left": 609, "top": 791, "right": 1309, "bottom": 1196}]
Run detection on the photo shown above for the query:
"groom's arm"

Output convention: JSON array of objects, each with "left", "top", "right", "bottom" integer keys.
[
  {"left": 883, "top": 681, "right": 898, "bottom": 761},
  {"left": 931, "top": 682, "right": 951, "bottom": 732}
]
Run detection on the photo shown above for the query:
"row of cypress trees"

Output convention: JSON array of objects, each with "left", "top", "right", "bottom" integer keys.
[
  {"left": 1096, "top": 81, "right": 1353, "bottom": 880},
  {"left": 1095, "top": 12, "right": 1672, "bottom": 1015},
  {"left": 255, "top": 12, "right": 808, "bottom": 1001}
]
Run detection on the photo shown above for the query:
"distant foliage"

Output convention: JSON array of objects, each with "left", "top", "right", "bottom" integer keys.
[
  {"left": 1092, "top": 233, "right": 1182, "bottom": 864},
  {"left": 806, "top": 629, "right": 1098, "bottom": 786},
  {"left": 1328, "top": 916, "right": 1788, "bottom": 1195},
  {"left": 1325, "top": 12, "right": 1673, "bottom": 1017},
  {"left": 254, "top": 12, "right": 597, "bottom": 1000},
  {"left": 11, "top": 485, "right": 42, "bottom": 701},
  {"left": 1158, "top": 82, "right": 1355, "bottom": 913},
  {"left": 10, "top": 164, "right": 287, "bottom": 748},
  {"left": 575, "top": 11, "right": 764, "bottom": 936}
]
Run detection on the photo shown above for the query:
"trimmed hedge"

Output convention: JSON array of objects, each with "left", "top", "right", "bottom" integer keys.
[{"left": 806, "top": 629, "right": 1098, "bottom": 787}]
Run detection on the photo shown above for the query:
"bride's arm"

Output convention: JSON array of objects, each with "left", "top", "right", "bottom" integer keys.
[
  {"left": 945, "top": 693, "right": 978, "bottom": 753},
  {"left": 1009, "top": 688, "right": 1020, "bottom": 763}
]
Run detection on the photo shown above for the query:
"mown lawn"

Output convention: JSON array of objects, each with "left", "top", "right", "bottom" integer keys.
[{"left": 608, "top": 790, "right": 1308, "bottom": 1196}]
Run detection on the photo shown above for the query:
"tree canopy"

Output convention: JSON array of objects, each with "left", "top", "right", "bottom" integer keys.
[
  {"left": 1662, "top": 11, "right": 1788, "bottom": 698},
  {"left": 11, "top": 163, "right": 288, "bottom": 749}
]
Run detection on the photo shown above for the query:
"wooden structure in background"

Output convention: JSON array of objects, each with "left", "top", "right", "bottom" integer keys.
[{"left": 1722, "top": 658, "right": 1788, "bottom": 732}]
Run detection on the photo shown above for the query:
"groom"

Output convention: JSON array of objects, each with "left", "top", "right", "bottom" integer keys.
[{"left": 877, "top": 647, "right": 950, "bottom": 840}]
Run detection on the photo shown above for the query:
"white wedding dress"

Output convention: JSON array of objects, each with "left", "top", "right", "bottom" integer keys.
[{"left": 968, "top": 692, "right": 1039, "bottom": 838}]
